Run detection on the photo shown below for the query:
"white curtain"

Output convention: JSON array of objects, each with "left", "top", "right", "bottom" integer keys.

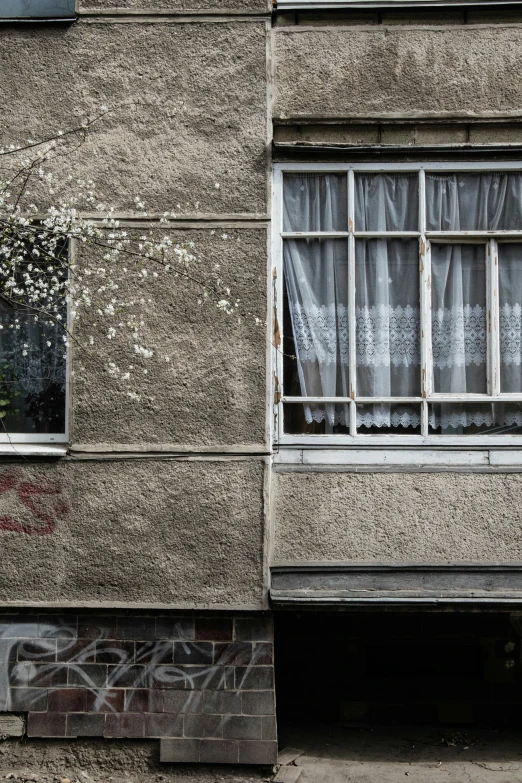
[{"left": 284, "top": 172, "right": 522, "bottom": 433}]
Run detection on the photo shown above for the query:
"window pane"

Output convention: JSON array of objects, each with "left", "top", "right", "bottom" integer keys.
[
  {"left": 283, "top": 239, "right": 349, "bottom": 405},
  {"left": 283, "top": 174, "right": 347, "bottom": 232},
  {"left": 499, "top": 244, "right": 522, "bottom": 393},
  {"left": 355, "top": 173, "right": 418, "bottom": 231},
  {"left": 429, "top": 403, "right": 522, "bottom": 435},
  {"left": 283, "top": 402, "right": 350, "bottom": 434},
  {"left": 356, "top": 403, "right": 421, "bottom": 435},
  {"left": 0, "top": 307, "right": 66, "bottom": 435},
  {"left": 426, "top": 173, "right": 522, "bottom": 231},
  {"left": 355, "top": 239, "right": 420, "bottom": 397},
  {"left": 431, "top": 244, "right": 486, "bottom": 394}
]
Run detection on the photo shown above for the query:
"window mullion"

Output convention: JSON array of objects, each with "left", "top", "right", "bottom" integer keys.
[
  {"left": 488, "top": 238, "right": 501, "bottom": 397},
  {"left": 419, "top": 170, "right": 431, "bottom": 436},
  {"left": 348, "top": 169, "right": 357, "bottom": 436}
]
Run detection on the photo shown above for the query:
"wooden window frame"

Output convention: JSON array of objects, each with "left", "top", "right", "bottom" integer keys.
[{"left": 272, "top": 161, "right": 522, "bottom": 447}]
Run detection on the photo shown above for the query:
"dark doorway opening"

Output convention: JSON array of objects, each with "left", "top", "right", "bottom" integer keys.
[{"left": 275, "top": 611, "right": 522, "bottom": 727}]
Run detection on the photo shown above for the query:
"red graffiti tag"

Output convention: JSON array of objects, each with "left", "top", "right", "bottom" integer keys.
[{"left": 0, "top": 474, "right": 69, "bottom": 535}]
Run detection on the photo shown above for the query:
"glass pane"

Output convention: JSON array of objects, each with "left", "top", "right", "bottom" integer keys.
[
  {"left": 431, "top": 244, "right": 486, "bottom": 394},
  {"left": 429, "top": 403, "right": 522, "bottom": 435},
  {"left": 283, "top": 239, "right": 349, "bottom": 402},
  {"left": 283, "top": 402, "right": 350, "bottom": 435},
  {"left": 355, "top": 173, "right": 418, "bottom": 231},
  {"left": 355, "top": 239, "right": 420, "bottom": 397},
  {"left": 356, "top": 403, "right": 421, "bottom": 435},
  {"left": 283, "top": 174, "right": 347, "bottom": 232},
  {"left": 0, "top": 307, "right": 66, "bottom": 435},
  {"left": 426, "top": 173, "right": 522, "bottom": 231},
  {"left": 499, "top": 244, "right": 522, "bottom": 393}
]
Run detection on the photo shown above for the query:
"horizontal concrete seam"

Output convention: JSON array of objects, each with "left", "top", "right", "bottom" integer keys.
[
  {"left": 272, "top": 21, "right": 522, "bottom": 31},
  {"left": 82, "top": 14, "right": 270, "bottom": 23},
  {"left": 272, "top": 465, "right": 522, "bottom": 473},
  {"left": 273, "top": 114, "right": 522, "bottom": 124},
  {"left": 66, "top": 452, "right": 270, "bottom": 461},
  {"left": 80, "top": 7, "right": 270, "bottom": 15},
  {"left": 0, "top": 601, "right": 267, "bottom": 610}
]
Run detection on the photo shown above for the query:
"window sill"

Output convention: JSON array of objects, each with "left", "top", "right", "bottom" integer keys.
[
  {"left": 0, "top": 444, "right": 67, "bottom": 458},
  {"left": 274, "top": 447, "right": 522, "bottom": 468}
]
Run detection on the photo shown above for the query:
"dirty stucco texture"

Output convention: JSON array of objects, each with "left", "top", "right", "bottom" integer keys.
[
  {"left": 274, "top": 26, "right": 522, "bottom": 118},
  {"left": 0, "top": 460, "right": 265, "bottom": 607},
  {"left": 80, "top": 0, "right": 269, "bottom": 11},
  {"left": 0, "top": 21, "right": 267, "bottom": 214},
  {"left": 72, "top": 229, "right": 267, "bottom": 448},
  {"left": 273, "top": 472, "right": 522, "bottom": 563}
]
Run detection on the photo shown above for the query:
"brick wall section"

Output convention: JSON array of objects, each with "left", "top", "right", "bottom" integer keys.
[{"left": 0, "top": 611, "right": 276, "bottom": 765}]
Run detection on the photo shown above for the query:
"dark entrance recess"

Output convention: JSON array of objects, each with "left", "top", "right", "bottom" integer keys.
[{"left": 275, "top": 611, "right": 522, "bottom": 727}]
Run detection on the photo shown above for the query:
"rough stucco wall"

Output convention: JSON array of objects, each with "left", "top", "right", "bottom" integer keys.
[
  {"left": 80, "top": 0, "right": 269, "bottom": 11},
  {"left": 274, "top": 26, "right": 522, "bottom": 118},
  {"left": 273, "top": 472, "right": 522, "bottom": 563},
  {"left": 0, "top": 21, "right": 267, "bottom": 214},
  {"left": 72, "top": 229, "right": 267, "bottom": 448},
  {"left": 0, "top": 459, "right": 266, "bottom": 608}
]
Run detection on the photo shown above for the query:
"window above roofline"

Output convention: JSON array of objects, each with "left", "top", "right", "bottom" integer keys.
[
  {"left": 0, "top": 1, "right": 76, "bottom": 21},
  {"left": 272, "top": 160, "right": 522, "bottom": 448}
]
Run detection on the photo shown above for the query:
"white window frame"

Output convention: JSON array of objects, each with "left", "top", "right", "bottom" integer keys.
[{"left": 272, "top": 160, "right": 522, "bottom": 448}]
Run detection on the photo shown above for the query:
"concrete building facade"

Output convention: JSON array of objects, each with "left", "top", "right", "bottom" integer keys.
[{"left": 1, "top": 0, "right": 522, "bottom": 766}]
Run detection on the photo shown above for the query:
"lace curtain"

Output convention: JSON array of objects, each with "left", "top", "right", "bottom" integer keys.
[{"left": 283, "top": 172, "right": 522, "bottom": 432}]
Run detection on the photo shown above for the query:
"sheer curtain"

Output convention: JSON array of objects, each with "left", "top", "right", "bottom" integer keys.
[{"left": 283, "top": 172, "right": 522, "bottom": 434}]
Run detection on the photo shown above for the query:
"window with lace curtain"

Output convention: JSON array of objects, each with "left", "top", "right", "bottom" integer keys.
[{"left": 273, "top": 163, "right": 522, "bottom": 444}]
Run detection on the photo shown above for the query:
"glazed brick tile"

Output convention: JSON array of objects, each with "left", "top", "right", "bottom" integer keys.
[
  {"left": 155, "top": 617, "right": 194, "bottom": 641},
  {"left": 261, "top": 715, "right": 277, "bottom": 740},
  {"left": 183, "top": 665, "right": 233, "bottom": 691},
  {"left": 184, "top": 713, "right": 223, "bottom": 738},
  {"left": 95, "top": 641, "right": 135, "bottom": 665},
  {"left": 145, "top": 713, "right": 183, "bottom": 738},
  {"left": 234, "top": 618, "right": 273, "bottom": 643},
  {"left": 27, "top": 712, "right": 67, "bottom": 738},
  {"left": 0, "top": 616, "right": 39, "bottom": 638},
  {"left": 161, "top": 689, "right": 193, "bottom": 713},
  {"left": 124, "top": 688, "right": 163, "bottom": 713},
  {"left": 174, "top": 642, "right": 213, "bottom": 665},
  {"left": 201, "top": 690, "right": 242, "bottom": 715},
  {"left": 48, "top": 688, "right": 87, "bottom": 713},
  {"left": 9, "top": 687, "right": 48, "bottom": 712},
  {"left": 222, "top": 715, "right": 262, "bottom": 740},
  {"left": 238, "top": 740, "right": 278, "bottom": 765},
  {"left": 68, "top": 664, "right": 108, "bottom": 688},
  {"left": 241, "top": 691, "right": 275, "bottom": 716},
  {"left": 77, "top": 617, "right": 119, "bottom": 641},
  {"left": 214, "top": 642, "right": 253, "bottom": 666},
  {"left": 195, "top": 618, "right": 233, "bottom": 642},
  {"left": 85, "top": 688, "right": 125, "bottom": 713},
  {"left": 234, "top": 667, "right": 274, "bottom": 691},
  {"left": 104, "top": 713, "right": 144, "bottom": 738},
  {"left": 252, "top": 643, "right": 273, "bottom": 666},
  {"left": 17, "top": 639, "right": 56, "bottom": 662},
  {"left": 38, "top": 616, "right": 77, "bottom": 639},
  {"left": 151, "top": 666, "right": 187, "bottom": 689},
  {"left": 199, "top": 739, "right": 238, "bottom": 764},
  {"left": 116, "top": 618, "right": 156, "bottom": 642},
  {"left": 66, "top": 713, "right": 105, "bottom": 737},
  {"left": 56, "top": 639, "right": 96, "bottom": 664},
  {"left": 160, "top": 738, "right": 200, "bottom": 763},
  {"left": 135, "top": 641, "right": 173, "bottom": 665},
  {"left": 106, "top": 664, "right": 146, "bottom": 688},
  {"left": 12, "top": 662, "right": 68, "bottom": 688}
]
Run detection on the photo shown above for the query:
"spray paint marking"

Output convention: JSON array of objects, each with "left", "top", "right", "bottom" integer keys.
[{"left": 0, "top": 473, "right": 68, "bottom": 535}]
